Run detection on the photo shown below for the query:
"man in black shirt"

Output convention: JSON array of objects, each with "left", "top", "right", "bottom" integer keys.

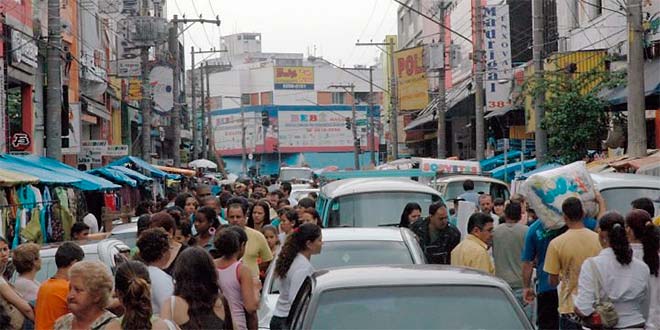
[{"left": 411, "top": 201, "right": 461, "bottom": 264}]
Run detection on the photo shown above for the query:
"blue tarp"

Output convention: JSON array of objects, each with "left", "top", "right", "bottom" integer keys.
[
  {"left": 109, "top": 166, "right": 153, "bottom": 184},
  {"left": 0, "top": 156, "right": 81, "bottom": 185},
  {"left": 88, "top": 168, "right": 138, "bottom": 188},
  {"left": 480, "top": 151, "right": 523, "bottom": 172},
  {"left": 489, "top": 159, "right": 538, "bottom": 181},
  {"left": 108, "top": 156, "right": 181, "bottom": 180},
  {"left": 515, "top": 163, "right": 562, "bottom": 180},
  {"left": 8, "top": 155, "right": 120, "bottom": 191}
]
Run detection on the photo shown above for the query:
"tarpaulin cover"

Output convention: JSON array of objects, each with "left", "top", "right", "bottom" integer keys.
[
  {"left": 88, "top": 168, "right": 137, "bottom": 188},
  {"left": 108, "top": 156, "right": 181, "bottom": 180},
  {"left": 0, "top": 155, "right": 81, "bottom": 185},
  {"left": 154, "top": 165, "right": 196, "bottom": 177},
  {"left": 0, "top": 169, "right": 39, "bottom": 187},
  {"left": 109, "top": 166, "right": 153, "bottom": 183},
  {"left": 7, "top": 154, "right": 120, "bottom": 191}
]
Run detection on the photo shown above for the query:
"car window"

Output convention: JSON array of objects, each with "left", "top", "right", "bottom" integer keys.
[
  {"left": 289, "top": 279, "right": 313, "bottom": 330},
  {"left": 311, "top": 285, "right": 527, "bottom": 329},
  {"left": 270, "top": 241, "right": 414, "bottom": 294},
  {"left": 601, "top": 188, "right": 660, "bottom": 217},
  {"left": 331, "top": 192, "right": 439, "bottom": 227}
]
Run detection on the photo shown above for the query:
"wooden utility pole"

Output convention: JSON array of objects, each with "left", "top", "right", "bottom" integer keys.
[
  {"left": 330, "top": 83, "right": 360, "bottom": 169},
  {"left": 140, "top": 0, "right": 152, "bottom": 162},
  {"left": 627, "top": 0, "right": 647, "bottom": 157},
  {"left": 169, "top": 15, "right": 181, "bottom": 166},
  {"left": 205, "top": 62, "right": 211, "bottom": 159},
  {"left": 532, "top": 0, "right": 548, "bottom": 164},
  {"left": 436, "top": 2, "right": 448, "bottom": 159}
]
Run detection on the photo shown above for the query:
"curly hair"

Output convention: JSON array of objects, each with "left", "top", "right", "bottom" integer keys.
[
  {"left": 115, "top": 261, "right": 152, "bottom": 330},
  {"left": 626, "top": 209, "right": 660, "bottom": 277},
  {"left": 173, "top": 247, "right": 220, "bottom": 330},
  {"left": 599, "top": 212, "right": 632, "bottom": 265},
  {"left": 12, "top": 243, "right": 40, "bottom": 274},
  {"left": 213, "top": 227, "right": 242, "bottom": 259},
  {"left": 275, "top": 223, "right": 321, "bottom": 278},
  {"left": 68, "top": 261, "right": 114, "bottom": 309},
  {"left": 137, "top": 228, "right": 170, "bottom": 264}
]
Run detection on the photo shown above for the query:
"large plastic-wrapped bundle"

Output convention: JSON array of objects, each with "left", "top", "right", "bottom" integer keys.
[{"left": 519, "top": 161, "right": 596, "bottom": 230}]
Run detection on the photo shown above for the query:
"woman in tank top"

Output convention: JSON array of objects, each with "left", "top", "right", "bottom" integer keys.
[{"left": 214, "top": 226, "right": 258, "bottom": 330}]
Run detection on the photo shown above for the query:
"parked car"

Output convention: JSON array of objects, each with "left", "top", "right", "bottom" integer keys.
[
  {"left": 35, "top": 238, "right": 130, "bottom": 282},
  {"left": 258, "top": 227, "right": 425, "bottom": 328},
  {"left": 279, "top": 167, "right": 314, "bottom": 183},
  {"left": 286, "top": 265, "right": 533, "bottom": 330},
  {"left": 432, "top": 175, "right": 510, "bottom": 203},
  {"left": 592, "top": 172, "right": 660, "bottom": 217},
  {"left": 290, "top": 188, "right": 319, "bottom": 202},
  {"left": 317, "top": 178, "right": 443, "bottom": 227},
  {"left": 110, "top": 222, "right": 138, "bottom": 248}
]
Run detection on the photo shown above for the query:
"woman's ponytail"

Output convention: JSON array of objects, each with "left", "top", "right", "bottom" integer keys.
[
  {"left": 275, "top": 223, "right": 321, "bottom": 278},
  {"left": 115, "top": 261, "right": 153, "bottom": 330},
  {"left": 600, "top": 212, "right": 632, "bottom": 265},
  {"left": 626, "top": 209, "right": 660, "bottom": 276}
]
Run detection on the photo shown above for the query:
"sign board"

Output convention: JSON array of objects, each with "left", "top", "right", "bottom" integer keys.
[
  {"left": 82, "top": 140, "right": 109, "bottom": 153},
  {"left": 355, "top": 119, "right": 368, "bottom": 126},
  {"left": 149, "top": 66, "right": 174, "bottom": 113},
  {"left": 104, "top": 145, "right": 129, "bottom": 156},
  {"left": 10, "top": 131, "right": 31, "bottom": 152},
  {"left": 395, "top": 46, "right": 429, "bottom": 111},
  {"left": 274, "top": 67, "right": 314, "bottom": 90},
  {"left": 418, "top": 158, "right": 481, "bottom": 175},
  {"left": 10, "top": 30, "right": 38, "bottom": 68},
  {"left": 483, "top": 5, "right": 513, "bottom": 112},
  {"left": 127, "top": 78, "right": 142, "bottom": 101},
  {"left": 116, "top": 58, "right": 141, "bottom": 77}
]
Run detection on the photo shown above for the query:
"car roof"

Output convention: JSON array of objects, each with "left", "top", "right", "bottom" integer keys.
[
  {"left": 39, "top": 238, "right": 127, "bottom": 258},
  {"left": 312, "top": 265, "right": 510, "bottom": 291},
  {"left": 321, "top": 178, "right": 441, "bottom": 199},
  {"left": 321, "top": 228, "right": 404, "bottom": 242},
  {"left": 111, "top": 222, "right": 137, "bottom": 235},
  {"left": 434, "top": 175, "right": 508, "bottom": 185},
  {"left": 591, "top": 173, "right": 660, "bottom": 191},
  {"left": 281, "top": 167, "right": 312, "bottom": 171}
]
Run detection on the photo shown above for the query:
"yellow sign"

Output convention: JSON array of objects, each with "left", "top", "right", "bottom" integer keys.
[
  {"left": 274, "top": 66, "right": 314, "bottom": 90},
  {"left": 395, "top": 46, "right": 429, "bottom": 111},
  {"left": 127, "top": 78, "right": 142, "bottom": 101}
]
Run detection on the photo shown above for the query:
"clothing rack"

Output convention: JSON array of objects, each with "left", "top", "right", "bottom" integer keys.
[{"left": 0, "top": 201, "right": 57, "bottom": 209}]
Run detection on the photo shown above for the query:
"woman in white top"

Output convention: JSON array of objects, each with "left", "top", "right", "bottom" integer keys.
[
  {"left": 575, "top": 212, "right": 650, "bottom": 329},
  {"left": 270, "top": 223, "right": 322, "bottom": 330},
  {"left": 626, "top": 209, "right": 660, "bottom": 330}
]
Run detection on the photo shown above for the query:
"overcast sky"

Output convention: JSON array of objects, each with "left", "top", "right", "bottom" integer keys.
[{"left": 167, "top": 0, "right": 399, "bottom": 69}]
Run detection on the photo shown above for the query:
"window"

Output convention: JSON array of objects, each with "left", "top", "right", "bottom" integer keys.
[
  {"left": 331, "top": 92, "right": 345, "bottom": 105},
  {"left": 330, "top": 192, "right": 439, "bottom": 227}
]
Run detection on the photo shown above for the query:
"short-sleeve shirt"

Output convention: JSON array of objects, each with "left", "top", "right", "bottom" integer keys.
[
  {"left": 492, "top": 222, "right": 528, "bottom": 289},
  {"left": 543, "top": 228, "right": 601, "bottom": 314},
  {"left": 243, "top": 226, "right": 274, "bottom": 278},
  {"left": 450, "top": 234, "right": 495, "bottom": 274},
  {"left": 35, "top": 278, "right": 70, "bottom": 330}
]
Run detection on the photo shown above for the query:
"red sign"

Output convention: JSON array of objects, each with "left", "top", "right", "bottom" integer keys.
[{"left": 11, "top": 131, "right": 31, "bottom": 151}]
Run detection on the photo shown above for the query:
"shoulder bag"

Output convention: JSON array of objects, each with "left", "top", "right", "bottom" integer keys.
[{"left": 589, "top": 259, "right": 619, "bottom": 328}]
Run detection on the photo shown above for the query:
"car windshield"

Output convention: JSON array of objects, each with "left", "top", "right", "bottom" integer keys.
[
  {"left": 270, "top": 241, "right": 414, "bottom": 294},
  {"left": 601, "top": 188, "right": 660, "bottom": 217},
  {"left": 443, "top": 181, "right": 509, "bottom": 201},
  {"left": 312, "top": 285, "right": 527, "bottom": 329},
  {"left": 329, "top": 192, "right": 439, "bottom": 227},
  {"left": 280, "top": 169, "right": 313, "bottom": 182}
]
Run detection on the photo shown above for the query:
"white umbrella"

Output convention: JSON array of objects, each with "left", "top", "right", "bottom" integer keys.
[{"left": 188, "top": 159, "right": 218, "bottom": 169}]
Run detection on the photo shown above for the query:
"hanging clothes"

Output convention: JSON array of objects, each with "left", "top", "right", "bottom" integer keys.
[
  {"left": 0, "top": 190, "right": 8, "bottom": 239},
  {"left": 50, "top": 204, "right": 64, "bottom": 242},
  {"left": 67, "top": 189, "right": 77, "bottom": 222},
  {"left": 41, "top": 187, "right": 52, "bottom": 244},
  {"left": 104, "top": 193, "right": 117, "bottom": 211},
  {"left": 21, "top": 208, "right": 42, "bottom": 243}
]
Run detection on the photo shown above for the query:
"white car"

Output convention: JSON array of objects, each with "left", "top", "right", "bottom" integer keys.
[
  {"left": 290, "top": 188, "right": 319, "bottom": 202},
  {"left": 257, "top": 227, "right": 426, "bottom": 328},
  {"left": 591, "top": 172, "right": 660, "bottom": 217}
]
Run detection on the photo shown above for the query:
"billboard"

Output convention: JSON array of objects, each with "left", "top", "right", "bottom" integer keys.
[
  {"left": 483, "top": 4, "right": 513, "bottom": 112},
  {"left": 274, "top": 67, "right": 314, "bottom": 90},
  {"left": 395, "top": 46, "right": 429, "bottom": 111},
  {"left": 149, "top": 66, "right": 174, "bottom": 113},
  {"left": 278, "top": 110, "right": 367, "bottom": 152}
]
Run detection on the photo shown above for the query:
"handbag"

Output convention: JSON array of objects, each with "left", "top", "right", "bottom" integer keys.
[
  {"left": 0, "top": 293, "right": 25, "bottom": 330},
  {"left": 589, "top": 259, "right": 619, "bottom": 328}
]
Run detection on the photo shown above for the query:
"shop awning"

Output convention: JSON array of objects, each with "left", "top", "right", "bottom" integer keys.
[
  {"left": 0, "top": 156, "right": 81, "bottom": 185},
  {"left": 0, "top": 169, "right": 39, "bottom": 187},
  {"left": 9, "top": 155, "right": 120, "bottom": 191},
  {"left": 88, "top": 168, "right": 138, "bottom": 188},
  {"left": 109, "top": 166, "right": 153, "bottom": 184},
  {"left": 405, "top": 79, "right": 474, "bottom": 130},
  {"left": 108, "top": 156, "right": 181, "bottom": 180},
  {"left": 154, "top": 165, "right": 196, "bottom": 177},
  {"left": 484, "top": 106, "right": 519, "bottom": 119},
  {"left": 601, "top": 60, "right": 660, "bottom": 106}
]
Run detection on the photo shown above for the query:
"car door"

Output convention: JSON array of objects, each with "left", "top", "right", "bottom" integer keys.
[{"left": 288, "top": 278, "right": 313, "bottom": 330}]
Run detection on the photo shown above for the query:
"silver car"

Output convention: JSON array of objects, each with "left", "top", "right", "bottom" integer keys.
[
  {"left": 287, "top": 265, "right": 534, "bottom": 330},
  {"left": 258, "top": 227, "right": 425, "bottom": 328}
]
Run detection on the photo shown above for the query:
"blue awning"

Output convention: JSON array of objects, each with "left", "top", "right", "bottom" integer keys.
[
  {"left": 480, "top": 151, "right": 523, "bottom": 172},
  {"left": 109, "top": 166, "right": 153, "bottom": 184},
  {"left": 0, "top": 156, "right": 81, "bottom": 185},
  {"left": 108, "top": 156, "right": 181, "bottom": 180},
  {"left": 601, "top": 59, "right": 660, "bottom": 106},
  {"left": 515, "top": 163, "right": 562, "bottom": 180},
  {"left": 489, "top": 159, "right": 538, "bottom": 181},
  {"left": 6, "top": 155, "right": 120, "bottom": 191},
  {"left": 88, "top": 168, "right": 138, "bottom": 188}
]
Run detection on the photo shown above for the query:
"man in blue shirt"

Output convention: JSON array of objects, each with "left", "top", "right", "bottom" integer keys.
[{"left": 521, "top": 216, "right": 596, "bottom": 329}]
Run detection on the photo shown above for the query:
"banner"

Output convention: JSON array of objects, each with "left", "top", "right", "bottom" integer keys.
[
  {"left": 483, "top": 4, "right": 513, "bottom": 112},
  {"left": 127, "top": 78, "right": 141, "bottom": 101},
  {"left": 274, "top": 67, "right": 314, "bottom": 90},
  {"left": 149, "top": 66, "right": 174, "bottom": 113},
  {"left": 277, "top": 110, "right": 366, "bottom": 152},
  {"left": 395, "top": 46, "right": 429, "bottom": 111},
  {"left": 418, "top": 158, "right": 481, "bottom": 175}
]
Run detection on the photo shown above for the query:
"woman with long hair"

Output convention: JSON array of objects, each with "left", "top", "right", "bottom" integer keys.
[
  {"left": 399, "top": 203, "right": 422, "bottom": 228},
  {"left": 174, "top": 193, "right": 197, "bottom": 222},
  {"left": 107, "top": 261, "right": 173, "bottom": 330},
  {"left": 0, "top": 236, "right": 34, "bottom": 328},
  {"left": 575, "top": 212, "right": 650, "bottom": 329},
  {"left": 193, "top": 207, "right": 219, "bottom": 251},
  {"left": 149, "top": 212, "right": 186, "bottom": 275},
  {"left": 270, "top": 223, "right": 322, "bottom": 330},
  {"left": 214, "top": 227, "right": 258, "bottom": 330},
  {"left": 160, "top": 247, "right": 232, "bottom": 330},
  {"left": 248, "top": 200, "right": 271, "bottom": 231},
  {"left": 626, "top": 209, "right": 660, "bottom": 329}
]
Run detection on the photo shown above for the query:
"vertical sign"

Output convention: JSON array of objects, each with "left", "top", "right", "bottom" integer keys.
[
  {"left": 395, "top": 46, "right": 429, "bottom": 111},
  {"left": 483, "top": 4, "right": 512, "bottom": 112}
]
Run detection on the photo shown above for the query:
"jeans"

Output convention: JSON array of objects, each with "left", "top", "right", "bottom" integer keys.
[
  {"left": 559, "top": 314, "right": 583, "bottom": 330},
  {"left": 270, "top": 316, "right": 289, "bottom": 330}
]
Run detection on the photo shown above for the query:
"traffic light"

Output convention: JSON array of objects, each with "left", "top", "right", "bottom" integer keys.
[
  {"left": 261, "top": 110, "right": 269, "bottom": 127},
  {"left": 345, "top": 117, "right": 351, "bottom": 130}
]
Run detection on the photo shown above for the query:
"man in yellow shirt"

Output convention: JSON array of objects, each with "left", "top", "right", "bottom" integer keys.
[
  {"left": 451, "top": 212, "right": 495, "bottom": 274},
  {"left": 544, "top": 197, "right": 601, "bottom": 330},
  {"left": 226, "top": 198, "right": 274, "bottom": 278}
]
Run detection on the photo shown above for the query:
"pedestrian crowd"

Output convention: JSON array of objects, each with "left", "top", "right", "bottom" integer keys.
[
  {"left": 0, "top": 177, "right": 323, "bottom": 330},
  {"left": 402, "top": 179, "right": 660, "bottom": 330}
]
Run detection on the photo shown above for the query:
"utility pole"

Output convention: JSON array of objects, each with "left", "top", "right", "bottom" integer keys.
[
  {"left": 46, "top": 0, "right": 63, "bottom": 160},
  {"left": 170, "top": 15, "right": 181, "bottom": 166},
  {"left": 200, "top": 62, "right": 205, "bottom": 160},
  {"left": 205, "top": 62, "right": 211, "bottom": 160},
  {"left": 532, "top": 0, "right": 548, "bottom": 164},
  {"left": 368, "top": 66, "right": 376, "bottom": 165},
  {"left": 474, "top": 0, "right": 485, "bottom": 161},
  {"left": 627, "top": 0, "right": 647, "bottom": 157},
  {"left": 140, "top": 0, "right": 152, "bottom": 162},
  {"left": 190, "top": 47, "right": 197, "bottom": 160},
  {"left": 240, "top": 100, "right": 246, "bottom": 174},
  {"left": 435, "top": 2, "right": 448, "bottom": 159},
  {"left": 330, "top": 83, "right": 360, "bottom": 169}
]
